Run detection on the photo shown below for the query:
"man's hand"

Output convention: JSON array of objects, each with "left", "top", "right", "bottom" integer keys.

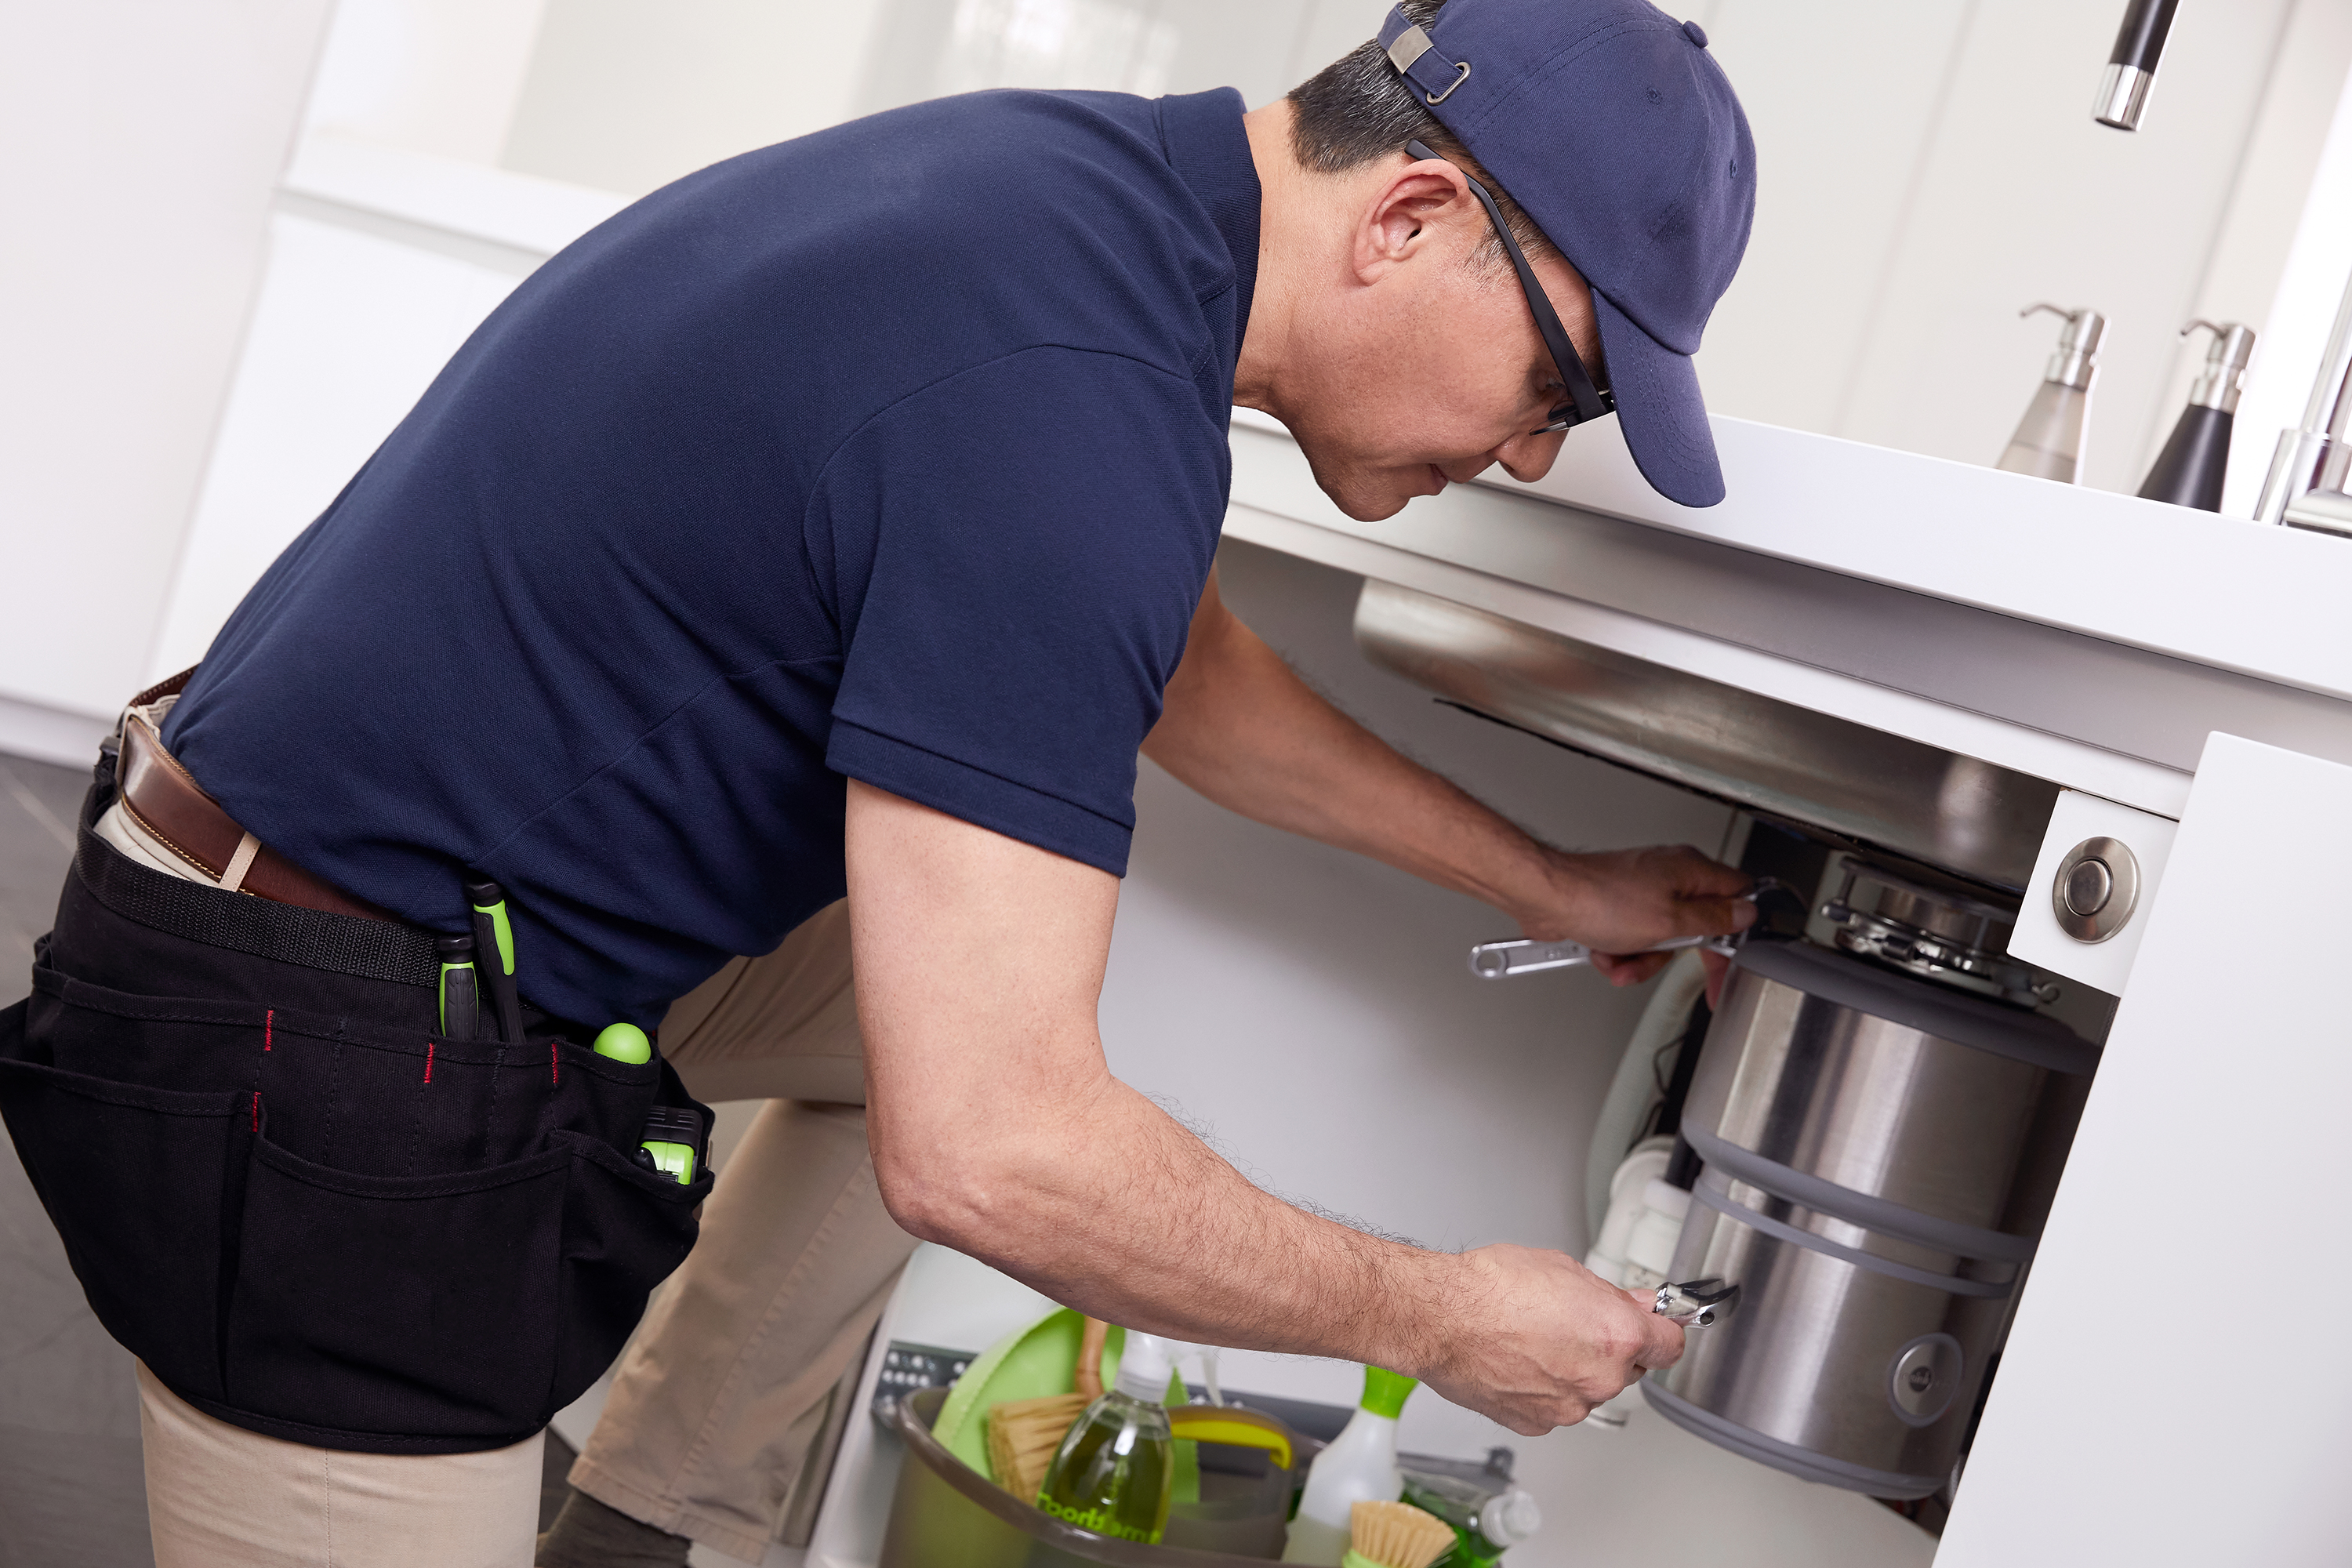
[
  {"left": 1421, "top": 1245, "right": 1684, "bottom": 1435},
  {"left": 1512, "top": 844, "right": 1755, "bottom": 997}
]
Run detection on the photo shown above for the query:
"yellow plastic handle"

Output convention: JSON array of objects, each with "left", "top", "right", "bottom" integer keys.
[{"left": 1165, "top": 1406, "right": 1294, "bottom": 1472}]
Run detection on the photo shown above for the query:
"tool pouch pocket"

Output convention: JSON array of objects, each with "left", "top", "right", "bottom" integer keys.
[
  {"left": 223, "top": 1121, "right": 704, "bottom": 1445},
  {"left": 0, "top": 965, "right": 713, "bottom": 1453},
  {"left": 0, "top": 996, "right": 246, "bottom": 1406}
]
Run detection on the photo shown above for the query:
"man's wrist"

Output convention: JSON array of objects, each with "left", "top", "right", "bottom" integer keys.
[
  {"left": 1352, "top": 1243, "right": 1474, "bottom": 1381},
  {"left": 1501, "top": 845, "right": 1592, "bottom": 942}
]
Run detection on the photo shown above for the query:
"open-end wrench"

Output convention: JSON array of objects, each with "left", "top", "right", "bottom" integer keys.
[{"left": 1465, "top": 877, "right": 1780, "bottom": 980}]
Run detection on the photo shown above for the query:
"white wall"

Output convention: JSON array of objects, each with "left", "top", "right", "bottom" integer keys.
[
  {"left": 855, "top": 0, "right": 1383, "bottom": 122},
  {"left": 499, "top": 0, "right": 895, "bottom": 194},
  {"left": 1690, "top": 0, "right": 2352, "bottom": 503},
  {"left": 303, "top": 0, "right": 552, "bottom": 164},
  {"left": 0, "top": 0, "right": 332, "bottom": 757},
  {"left": 499, "top": 0, "right": 1391, "bottom": 197}
]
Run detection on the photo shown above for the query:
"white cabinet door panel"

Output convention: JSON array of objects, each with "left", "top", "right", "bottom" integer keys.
[{"left": 1939, "top": 732, "right": 2352, "bottom": 1565}]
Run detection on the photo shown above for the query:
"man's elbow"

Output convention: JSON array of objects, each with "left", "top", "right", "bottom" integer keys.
[{"left": 872, "top": 1138, "right": 1020, "bottom": 1251}]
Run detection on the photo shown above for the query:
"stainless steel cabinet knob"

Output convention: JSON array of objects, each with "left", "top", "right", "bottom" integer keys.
[{"left": 2053, "top": 836, "right": 2139, "bottom": 942}]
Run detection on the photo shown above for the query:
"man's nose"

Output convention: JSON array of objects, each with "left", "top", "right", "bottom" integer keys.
[{"left": 1492, "top": 429, "right": 1568, "bottom": 483}]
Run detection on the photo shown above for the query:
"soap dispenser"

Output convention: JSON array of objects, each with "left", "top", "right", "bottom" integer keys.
[
  {"left": 1997, "top": 303, "right": 2107, "bottom": 483},
  {"left": 2138, "top": 320, "right": 2254, "bottom": 510}
]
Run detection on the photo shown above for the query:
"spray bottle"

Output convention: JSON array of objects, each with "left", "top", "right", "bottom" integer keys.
[
  {"left": 1997, "top": 303, "right": 2107, "bottom": 483},
  {"left": 2138, "top": 320, "right": 2254, "bottom": 510},
  {"left": 1281, "top": 1365, "right": 1417, "bottom": 1564},
  {"left": 1036, "top": 1330, "right": 1177, "bottom": 1544}
]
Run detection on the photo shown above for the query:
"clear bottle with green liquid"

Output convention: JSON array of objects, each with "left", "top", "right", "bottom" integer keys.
[{"left": 1035, "top": 1330, "right": 1176, "bottom": 1543}]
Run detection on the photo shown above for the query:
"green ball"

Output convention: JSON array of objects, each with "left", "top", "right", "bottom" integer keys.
[{"left": 592, "top": 1022, "right": 652, "bottom": 1064}]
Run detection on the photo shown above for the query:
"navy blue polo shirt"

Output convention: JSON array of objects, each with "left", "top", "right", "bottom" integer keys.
[{"left": 165, "top": 87, "right": 1261, "bottom": 1029}]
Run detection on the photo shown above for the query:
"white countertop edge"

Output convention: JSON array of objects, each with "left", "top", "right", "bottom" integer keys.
[
  {"left": 1223, "top": 503, "right": 2194, "bottom": 821},
  {"left": 1229, "top": 408, "right": 2352, "bottom": 704}
]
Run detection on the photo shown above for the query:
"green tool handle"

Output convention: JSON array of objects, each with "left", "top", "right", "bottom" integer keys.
[{"left": 435, "top": 932, "right": 479, "bottom": 1038}]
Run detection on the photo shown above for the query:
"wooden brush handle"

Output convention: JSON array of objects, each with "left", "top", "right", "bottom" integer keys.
[{"left": 1076, "top": 1316, "right": 1108, "bottom": 1399}]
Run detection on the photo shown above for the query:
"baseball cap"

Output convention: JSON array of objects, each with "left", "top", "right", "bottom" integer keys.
[{"left": 1377, "top": 0, "right": 1755, "bottom": 506}]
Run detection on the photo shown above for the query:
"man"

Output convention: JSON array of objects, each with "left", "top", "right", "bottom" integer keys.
[{"left": 2, "top": 1, "right": 1755, "bottom": 1563}]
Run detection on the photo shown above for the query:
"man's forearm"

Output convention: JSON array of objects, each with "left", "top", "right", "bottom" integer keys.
[
  {"left": 1145, "top": 574, "right": 1753, "bottom": 971},
  {"left": 848, "top": 779, "right": 1455, "bottom": 1374},
  {"left": 886, "top": 1057, "right": 1457, "bottom": 1374},
  {"left": 1145, "top": 572, "right": 1565, "bottom": 928}
]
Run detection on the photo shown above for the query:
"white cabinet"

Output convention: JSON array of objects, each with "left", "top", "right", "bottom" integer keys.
[
  {"left": 1941, "top": 735, "right": 2352, "bottom": 1565},
  {"left": 1222, "top": 410, "right": 2352, "bottom": 1562}
]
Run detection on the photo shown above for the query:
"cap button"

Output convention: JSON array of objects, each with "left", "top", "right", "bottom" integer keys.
[{"left": 1682, "top": 19, "right": 1708, "bottom": 46}]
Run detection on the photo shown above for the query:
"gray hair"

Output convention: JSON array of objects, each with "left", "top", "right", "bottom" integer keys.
[{"left": 1286, "top": 0, "right": 1557, "bottom": 273}]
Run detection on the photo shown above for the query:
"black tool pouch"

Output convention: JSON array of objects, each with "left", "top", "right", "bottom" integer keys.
[{"left": 0, "top": 761, "right": 713, "bottom": 1454}]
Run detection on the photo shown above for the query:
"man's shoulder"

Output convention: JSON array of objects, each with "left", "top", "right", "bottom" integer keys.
[
  {"left": 670, "top": 91, "right": 1214, "bottom": 269},
  {"left": 799, "top": 89, "right": 1170, "bottom": 184}
]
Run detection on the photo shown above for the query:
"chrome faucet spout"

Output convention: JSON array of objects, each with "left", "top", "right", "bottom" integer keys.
[
  {"left": 2093, "top": 0, "right": 2179, "bottom": 131},
  {"left": 2256, "top": 264, "right": 2352, "bottom": 533}
]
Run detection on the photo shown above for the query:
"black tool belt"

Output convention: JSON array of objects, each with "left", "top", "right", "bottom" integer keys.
[{"left": 0, "top": 746, "right": 713, "bottom": 1454}]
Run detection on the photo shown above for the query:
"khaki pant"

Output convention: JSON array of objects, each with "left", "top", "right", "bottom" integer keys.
[
  {"left": 568, "top": 902, "right": 918, "bottom": 1564},
  {"left": 140, "top": 1363, "right": 548, "bottom": 1568},
  {"left": 136, "top": 891, "right": 916, "bottom": 1567}
]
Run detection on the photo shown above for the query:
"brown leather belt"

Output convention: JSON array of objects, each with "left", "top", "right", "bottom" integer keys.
[{"left": 116, "top": 675, "right": 391, "bottom": 922}]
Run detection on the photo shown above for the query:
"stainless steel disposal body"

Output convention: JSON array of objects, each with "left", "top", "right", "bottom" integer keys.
[{"left": 1643, "top": 938, "right": 2098, "bottom": 1497}]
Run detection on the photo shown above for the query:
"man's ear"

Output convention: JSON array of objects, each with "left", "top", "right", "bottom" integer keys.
[{"left": 1352, "top": 160, "right": 1473, "bottom": 285}]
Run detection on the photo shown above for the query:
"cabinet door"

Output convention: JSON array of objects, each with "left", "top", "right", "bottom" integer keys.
[{"left": 1938, "top": 733, "right": 2352, "bottom": 1565}]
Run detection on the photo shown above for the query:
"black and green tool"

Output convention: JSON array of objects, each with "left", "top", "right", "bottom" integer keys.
[
  {"left": 436, "top": 932, "right": 480, "bottom": 1038},
  {"left": 633, "top": 1106, "right": 705, "bottom": 1185},
  {"left": 463, "top": 876, "right": 528, "bottom": 1046},
  {"left": 590, "top": 1024, "right": 707, "bottom": 1185}
]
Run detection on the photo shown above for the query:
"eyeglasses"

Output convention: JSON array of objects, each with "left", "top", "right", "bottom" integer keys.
[{"left": 1405, "top": 139, "right": 1613, "bottom": 434}]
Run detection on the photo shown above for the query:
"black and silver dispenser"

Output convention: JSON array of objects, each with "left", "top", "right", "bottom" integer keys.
[{"left": 2138, "top": 320, "right": 2255, "bottom": 511}]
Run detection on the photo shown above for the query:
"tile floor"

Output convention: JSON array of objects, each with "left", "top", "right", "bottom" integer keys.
[{"left": 0, "top": 750, "right": 157, "bottom": 1567}]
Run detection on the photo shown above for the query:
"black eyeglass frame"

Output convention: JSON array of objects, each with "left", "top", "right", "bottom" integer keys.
[{"left": 1405, "top": 138, "right": 1613, "bottom": 434}]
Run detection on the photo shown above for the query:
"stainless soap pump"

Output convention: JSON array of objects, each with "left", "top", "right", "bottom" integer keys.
[
  {"left": 2138, "top": 321, "right": 2254, "bottom": 511},
  {"left": 1998, "top": 303, "right": 2106, "bottom": 484}
]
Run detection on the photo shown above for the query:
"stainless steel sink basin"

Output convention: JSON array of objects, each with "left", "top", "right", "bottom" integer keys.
[{"left": 1352, "top": 580, "right": 2058, "bottom": 891}]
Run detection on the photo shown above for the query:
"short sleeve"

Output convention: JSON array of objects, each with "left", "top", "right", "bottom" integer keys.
[{"left": 812, "top": 346, "right": 1228, "bottom": 874}]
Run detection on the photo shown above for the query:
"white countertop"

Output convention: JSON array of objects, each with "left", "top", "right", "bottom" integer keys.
[
  {"left": 1223, "top": 409, "right": 2352, "bottom": 820},
  {"left": 1494, "top": 412, "right": 2352, "bottom": 703}
]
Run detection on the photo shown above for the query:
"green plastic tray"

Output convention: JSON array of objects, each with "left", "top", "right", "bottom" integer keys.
[{"left": 932, "top": 1308, "right": 1196, "bottom": 1497}]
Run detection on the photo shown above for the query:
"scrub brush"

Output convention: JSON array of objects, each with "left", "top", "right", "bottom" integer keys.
[
  {"left": 1345, "top": 1501, "right": 1455, "bottom": 1568},
  {"left": 985, "top": 1316, "right": 1107, "bottom": 1501}
]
